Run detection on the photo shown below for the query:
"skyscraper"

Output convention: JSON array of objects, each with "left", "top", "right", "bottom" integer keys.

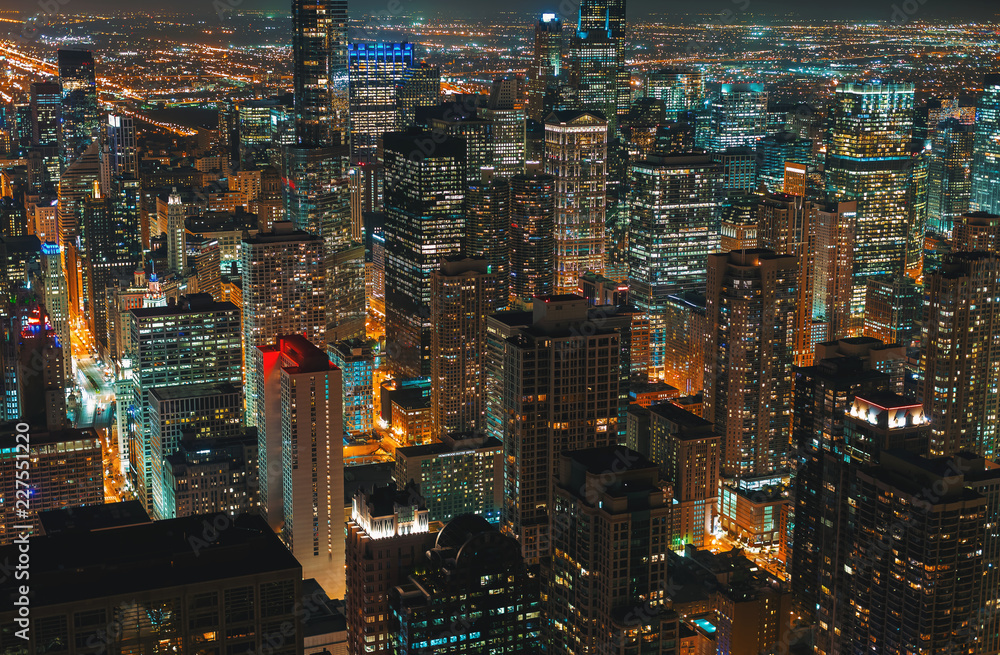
[
  {"left": 811, "top": 200, "right": 856, "bottom": 341},
  {"left": 125, "top": 295, "right": 243, "bottom": 515},
  {"left": 347, "top": 42, "right": 418, "bottom": 164},
  {"left": 548, "top": 446, "right": 678, "bottom": 653},
  {"left": 545, "top": 110, "right": 608, "bottom": 293},
  {"left": 645, "top": 68, "right": 703, "bottom": 120},
  {"left": 292, "top": 0, "right": 348, "bottom": 146},
  {"left": 166, "top": 189, "right": 186, "bottom": 273},
  {"left": 463, "top": 169, "right": 509, "bottom": 311},
  {"left": 40, "top": 243, "right": 71, "bottom": 375},
  {"left": 395, "top": 62, "right": 441, "bottom": 129},
  {"left": 971, "top": 74, "right": 1000, "bottom": 216},
  {"left": 424, "top": 101, "right": 493, "bottom": 186},
  {"left": 382, "top": 130, "right": 466, "bottom": 379},
  {"left": 480, "top": 77, "right": 526, "bottom": 177},
  {"left": 57, "top": 49, "right": 99, "bottom": 168},
  {"left": 29, "top": 81, "right": 61, "bottom": 187},
  {"left": 826, "top": 82, "right": 915, "bottom": 325},
  {"left": 527, "top": 13, "right": 562, "bottom": 123},
  {"left": 756, "top": 131, "right": 813, "bottom": 193},
  {"left": 508, "top": 167, "right": 555, "bottom": 307},
  {"left": 567, "top": 28, "right": 619, "bottom": 132},
  {"left": 429, "top": 257, "right": 498, "bottom": 437},
  {"left": 922, "top": 252, "right": 1000, "bottom": 459},
  {"left": 927, "top": 117, "right": 974, "bottom": 236},
  {"left": 58, "top": 140, "right": 100, "bottom": 315},
  {"left": 577, "top": 0, "right": 628, "bottom": 119},
  {"left": 704, "top": 249, "right": 798, "bottom": 476},
  {"left": 241, "top": 221, "right": 326, "bottom": 426},
  {"left": 862, "top": 274, "right": 921, "bottom": 346},
  {"left": 707, "top": 83, "right": 768, "bottom": 152},
  {"left": 254, "top": 334, "right": 345, "bottom": 597},
  {"left": 490, "top": 296, "right": 622, "bottom": 562}
]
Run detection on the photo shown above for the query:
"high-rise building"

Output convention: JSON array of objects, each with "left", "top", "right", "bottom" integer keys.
[
  {"left": 648, "top": 403, "right": 719, "bottom": 549},
  {"left": 328, "top": 338, "right": 374, "bottom": 436},
  {"left": 0, "top": 513, "right": 304, "bottom": 655},
  {"left": 927, "top": 117, "right": 974, "bottom": 236},
  {"left": 707, "top": 84, "right": 768, "bottom": 152},
  {"left": 394, "top": 434, "right": 503, "bottom": 524},
  {"left": 162, "top": 432, "right": 258, "bottom": 519},
  {"left": 147, "top": 382, "right": 243, "bottom": 520},
  {"left": 826, "top": 82, "right": 915, "bottom": 324},
  {"left": 545, "top": 110, "right": 608, "bottom": 293},
  {"left": 645, "top": 68, "right": 702, "bottom": 120},
  {"left": 704, "top": 250, "right": 797, "bottom": 476},
  {"left": 463, "top": 169, "right": 509, "bottom": 311},
  {"left": 429, "top": 257, "right": 498, "bottom": 437},
  {"left": 0, "top": 425, "right": 102, "bottom": 544},
  {"left": 240, "top": 221, "right": 326, "bottom": 426},
  {"left": 345, "top": 483, "right": 436, "bottom": 655},
  {"left": 756, "top": 131, "right": 812, "bottom": 193},
  {"left": 103, "top": 114, "right": 138, "bottom": 182},
  {"left": 395, "top": 62, "right": 441, "bottom": 129},
  {"left": 508, "top": 167, "right": 555, "bottom": 307},
  {"left": 392, "top": 515, "right": 542, "bottom": 654},
  {"left": 125, "top": 295, "right": 242, "bottom": 515},
  {"left": 40, "top": 243, "right": 71, "bottom": 374},
  {"left": 490, "top": 296, "right": 622, "bottom": 562},
  {"left": 382, "top": 130, "right": 465, "bottom": 378},
  {"left": 578, "top": 0, "right": 628, "bottom": 119},
  {"left": 527, "top": 13, "right": 562, "bottom": 123},
  {"left": 971, "top": 74, "right": 1000, "bottom": 216},
  {"left": 58, "top": 141, "right": 100, "bottom": 314},
  {"left": 953, "top": 211, "right": 1000, "bottom": 252},
  {"left": 922, "top": 252, "right": 1000, "bottom": 459},
  {"left": 548, "top": 446, "right": 678, "bottom": 653},
  {"left": 845, "top": 450, "right": 984, "bottom": 654},
  {"left": 566, "top": 28, "right": 619, "bottom": 132},
  {"left": 862, "top": 274, "right": 921, "bottom": 346},
  {"left": 480, "top": 77, "right": 526, "bottom": 177},
  {"left": 347, "top": 42, "right": 418, "bottom": 164},
  {"left": 292, "top": 0, "right": 348, "bottom": 146},
  {"left": 58, "top": 49, "right": 99, "bottom": 168},
  {"left": 811, "top": 200, "right": 856, "bottom": 341},
  {"left": 423, "top": 101, "right": 493, "bottom": 186},
  {"left": 254, "top": 334, "right": 345, "bottom": 597},
  {"left": 29, "top": 81, "right": 61, "bottom": 187},
  {"left": 15, "top": 310, "right": 69, "bottom": 431}
]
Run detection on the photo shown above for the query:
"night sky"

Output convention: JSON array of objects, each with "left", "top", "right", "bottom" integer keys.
[{"left": 4, "top": 0, "right": 996, "bottom": 20}]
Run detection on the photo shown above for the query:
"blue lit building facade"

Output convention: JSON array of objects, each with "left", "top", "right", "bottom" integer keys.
[
  {"left": 347, "top": 42, "right": 418, "bottom": 164},
  {"left": 971, "top": 75, "right": 1000, "bottom": 216},
  {"left": 328, "top": 338, "right": 374, "bottom": 436}
]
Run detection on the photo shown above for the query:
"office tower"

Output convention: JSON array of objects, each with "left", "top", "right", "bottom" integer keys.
[
  {"left": 704, "top": 250, "right": 797, "bottom": 476},
  {"left": 812, "top": 200, "right": 856, "bottom": 341},
  {"left": 58, "top": 141, "right": 100, "bottom": 314},
  {"left": 645, "top": 68, "right": 702, "bottom": 120},
  {"left": 40, "top": 243, "right": 71, "bottom": 375},
  {"left": 713, "top": 147, "right": 757, "bottom": 193},
  {"left": 0, "top": 426, "right": 102, "bottom": 544},
  {"left": 862, "top": 274, "right": 920, "bottom": 345},
  {"left": 349, "top": 161, "right": 382, "bottom": 243},
  {"left": 235, "top": 99, "right": 277, "bottom": 169},
  {"left": 922, "top": 252, "right": 1000, "bottom": 459},
  {"left": 347, "top": 42, "right": 417, "bottom": 164},
  {"left": 549, "top": 446, "right": 678, "bottom": 653},
  {"left": 578, "top": 0, "right": 628, "bottom": 118},
  {"left": 162, "top": 432, "right": 258, "bottom": 519},
  {"left": 165, "top": 189, "right": 186, "bottom": 273},
  {"left": 346, "top": 483, "right": 436, "bottom": 655},
  {"left": 382, "top": 131, "right": 465, "bottom": 379},
  {"left": 720, "top": 193, "right": 758, "bottom": 251},
  {"left": 566, "top": 29, "right": 619, "bottom": 132},
  {"left": 0, "top": 512, "right": 304, "bottom": 654},
  {"left": 790, "top": 356, "right": 889, "bottom": 629},
  {"left": 282, "top": 144, "right": 364, "bottom": 342},
  {"left": 16, "top": 310, "right": 68, "bottom": 430},
  {"left": 509, "top": 168, "right": 555, "bottom": 307},
  {"left": 392, "top": 515, "right": 541, "bottom": 653},
  {"left": 906, "top": 141, "right": 930, "bottom": 278},
  {"left": 292, "top": 0, "right": 348, "bottom": 146},
  {"left": 480, "top": 77, "right": 526, "bottom": 177},
  {"left": 628, "top": 153, "right": 723, "bottom": 370},
  {"left": 845, "top": 451, "right": 984, "bottom": 654},
  {"left": 527, "top": 13, "right": 562, "bottom": 123},
  {"left": 395, "top": 62, "right": 440, "bottom": 129},
  {"left": 240, "top": 221, "right": 326, "bottom": 426},
  {"left": 81, "top": 188, "right": 142, "bottom": 354},
  {"left": 545, "top": 110, "right": 608, "bottom": 293},
  {"left": 58, "top": 49, "right": 99, "bottom": 168},
  {"left": 927, "top": 117, "right": 974, "bottom": 236},
  {"left": 29, "top": 81, "right": 61, "bottom": 186},
  {"left": 254, "top": 334, "right": 344, "bottom": 597},
  {"left": 647, "top": 403, "right": 719, "bottom": 549},
  {"left": 463, "top": 169, "right": 509, "bottom": 311},
  {"left": 103, "top": 114, "right": 138, "bottom": 181},
  {"left": 328, "top": 338, "right": 374, "bottom": 436},
  {"left": 756, "top": 131, "right": 812, "bottom": 193},
  {"left": 660, "top": 291, "right": 707, "bottom": 394},
  {"left": 422, "top": 102, "right": 493, "bottom": 186},
  {"left": 971, "top": 75, "right": 1000, "bottom": 215},
  {"left": 429, "top": 257, "right": 497, "bottom": 437},
  {"left": 758, "top": 193, "right": 816, "bottom": 367},
  {"left": 490, "top": 296, "right": 621, "bottom": 562},
  {"left": 707, "top": 84, "right": 768, "bottom": 152},
  {"left": 125, "top": 295, "right": 242, "bottom": 515},
  {"left": 826, "top": 82, "right": 915, "bottom": 323},
  {"left": 394, "top": 434, "right": 503, "bottom": 524},
  {"left": 147, "top": 382, "right": 243, "bottom": 519}
]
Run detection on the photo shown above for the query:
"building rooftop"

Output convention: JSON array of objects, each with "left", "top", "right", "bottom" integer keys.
[
  {"left": 130, "top": 294, "right": 237, "bottom": 318},
  {"left": 38, "top": 500, "right": 151, "bottom": 536},
  {"left": 149, "top": 381, "right": 242, "bottom": 402},
  {"left": 396, "top": 435, "right": 501, "bottom": 459}
]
